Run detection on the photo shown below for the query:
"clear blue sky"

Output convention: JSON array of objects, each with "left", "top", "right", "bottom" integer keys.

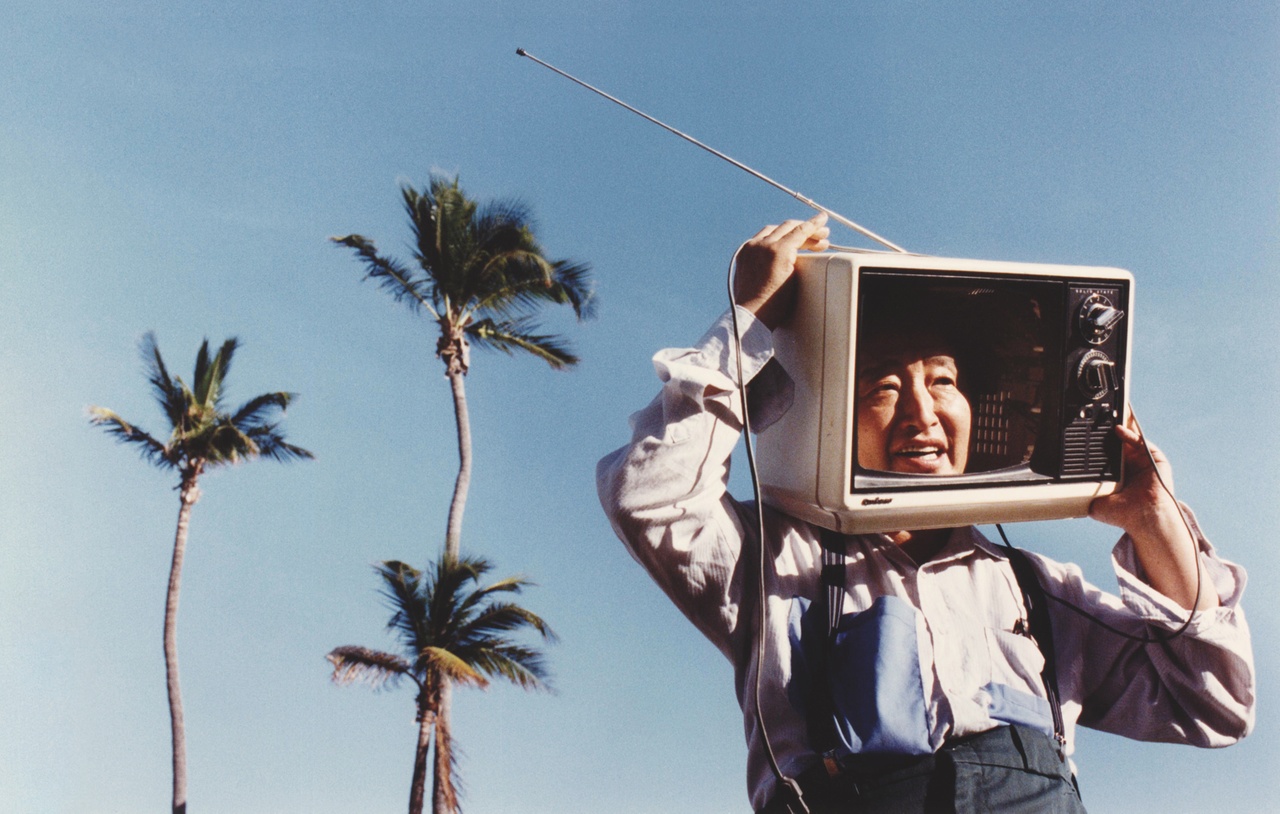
[{"left": 3, "top": 2, "right": 1276, "bottom": 812}]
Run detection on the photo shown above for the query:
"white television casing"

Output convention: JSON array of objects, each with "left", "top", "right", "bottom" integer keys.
[{"left": 755, "top": 251, "right": 1134, "bottom": 534}]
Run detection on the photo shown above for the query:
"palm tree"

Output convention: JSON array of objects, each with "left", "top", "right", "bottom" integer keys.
[
  {"left": 328, "top": 555, "right": 555, "bottom": 814},
  {"left": 89, "top": 333, "right": 313, "bottom": 814},
  {"left": 331, "top": 174, "right": 594, "bottom": 560}
]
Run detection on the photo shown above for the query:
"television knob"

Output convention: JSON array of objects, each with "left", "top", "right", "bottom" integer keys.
[
  {"left": 1076, "top": 350, "right": 1117, "bottom": 400},
  {"left": 1078, "top": 294, "right": 1124, "bottom": 344}
]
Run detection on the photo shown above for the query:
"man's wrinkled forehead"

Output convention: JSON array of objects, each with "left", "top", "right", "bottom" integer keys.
[
  {"left": 859, "top": 350, "right": 959, "bottom": 382},
  {"left": 858, "top": 329, "right": 959, "bottom": 380}
]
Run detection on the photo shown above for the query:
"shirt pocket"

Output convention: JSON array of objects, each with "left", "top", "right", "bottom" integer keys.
[
  {"left": 982, "top": 627, "right": 1053, "bottom": 734},
  {"left": 788, "top": 594, "right": 933, "bottom": 757}
]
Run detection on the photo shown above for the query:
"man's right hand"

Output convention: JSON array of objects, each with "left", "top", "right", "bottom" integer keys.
[{"left": 732, "top": 213, "right": 830, "bottom": 330}]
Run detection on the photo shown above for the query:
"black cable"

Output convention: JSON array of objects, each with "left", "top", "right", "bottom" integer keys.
[
  {"left": 727, "top": 244, "right": 810, "bottom": 814},
  {"left": 995, "top": 409, "right": 1204, "bottom": 645}
]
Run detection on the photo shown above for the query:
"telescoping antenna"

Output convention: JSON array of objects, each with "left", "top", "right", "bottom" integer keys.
[{"left": 517, "top": 48, "right": 909, "bottom": 254}]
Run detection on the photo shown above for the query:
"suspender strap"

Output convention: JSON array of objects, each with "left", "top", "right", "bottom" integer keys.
[
  {"left": 819, "top": 527, "right": 847, "bottom": 639},
  {"left": 805, "top": 527, "right": 848, "bottom": 768},
  {"left": 1001, "top": 543, "right": 1068, "bottom": 749}
]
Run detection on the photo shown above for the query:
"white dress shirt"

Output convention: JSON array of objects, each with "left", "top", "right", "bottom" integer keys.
[{"left": 596, "top": 308, "right": 1255, "bottom": 811}]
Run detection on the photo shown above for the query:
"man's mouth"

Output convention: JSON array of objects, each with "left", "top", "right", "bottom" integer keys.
[{"left": 891, "top": 443, "right": 952, "bottom": 472}]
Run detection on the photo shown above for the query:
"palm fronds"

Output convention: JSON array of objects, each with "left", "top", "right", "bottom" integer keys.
[
  {"left": 333, "top": 173, "right": 595, "bottom": 372},
  {"left": 87, "top": 406, "right": 171, "bottom": 467},
  {"left": 466, "top": 318, "right": 580, "bottom": 369},
  {"left": 90, "top": 334, "right": 313, "bottom": 474},
  {"left": 327, "top": 645, "right": 414, "bottom": 691},
  {"left": 461, "top": 641, "right": 553, "bottom": 692},
  {"left": 246, "top": 426, "right": 316, "bottom": 463},
  {"left": 331, "top": 552, "right": 556, "bottom": 812},
  {"left": 230, "top": 391, "right": 294, "bottom": 426},
  {"left": 420, "top": 646, "right": 488, "bottom": 689},
  {"left": 337, "top": 552, "right": 556, "bottom": 700},
  {"left": 191, "top": 337, "right": 238, "bottom": 410},
  {"left": 547, "top": 258, "right": 597, "bottom": 320},
  {"left": 141, "top": 331, "right": 185, "bottom": 430},
  {"left": 330, "top": 234, "right": 439, "bottom": 317}
]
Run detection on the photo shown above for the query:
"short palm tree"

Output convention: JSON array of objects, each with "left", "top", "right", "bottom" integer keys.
[
  {"left": 89, "top": 333, "right": 312, "bottom": 814},
  {"left": 331, "top": 174, "right": 594, "bottom": 560},
  {"left": 328, "top": 555, "right": 555, "bottom": 814}
]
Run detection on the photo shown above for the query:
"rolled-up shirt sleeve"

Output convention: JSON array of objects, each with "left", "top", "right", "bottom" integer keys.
[
  {"left": 596, "top": 308, "right": 780, "bottom": 657},
  {"left": 1036, "top": 508, "right": 1255, "bottom": 749}
]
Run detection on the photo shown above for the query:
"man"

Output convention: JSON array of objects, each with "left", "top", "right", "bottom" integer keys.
[{"left": 596, "top": 214, "right": 1254, "bottom": 812}]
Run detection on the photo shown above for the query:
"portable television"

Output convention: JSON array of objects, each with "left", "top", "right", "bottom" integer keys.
[{"left": 756, "top": 251, "right": 1133, "bottom": 534}]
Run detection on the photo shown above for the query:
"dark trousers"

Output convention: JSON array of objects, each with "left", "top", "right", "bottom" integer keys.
[{"left": 760, "top": 725, "right": 1086, "bottom": 814}]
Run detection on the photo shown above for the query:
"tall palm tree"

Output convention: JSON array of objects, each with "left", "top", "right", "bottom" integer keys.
[
  {"left": 331, "top": 174, "right": 595, "bottom": 560},
  {"left": 89, "top": 333, "right": 313, "bottom": 814},
  {"left": 328, "top": 555, "right": 555, "bottom": 814}
]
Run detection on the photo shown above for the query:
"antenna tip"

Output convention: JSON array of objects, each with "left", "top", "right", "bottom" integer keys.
[{"left": 516, "top": 48, "right": 527, "bottom": 56}]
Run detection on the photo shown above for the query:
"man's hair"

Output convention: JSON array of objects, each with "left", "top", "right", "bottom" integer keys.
[{"left": 856, "top": 283, "right": 994, "bottom": 398}]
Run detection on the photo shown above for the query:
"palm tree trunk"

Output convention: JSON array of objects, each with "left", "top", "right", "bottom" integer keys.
[
  {"left": 443, "top": 367, "right": 471, "bottom": 560},
  {"left": 168, "top": 471, "right": 201, "bottom": 814},
  {"left": 409, "top": 707, "right": 433, "bottom": 814},
  {"left": 431, "top": 680, "right": 457, "bottom": 814}
]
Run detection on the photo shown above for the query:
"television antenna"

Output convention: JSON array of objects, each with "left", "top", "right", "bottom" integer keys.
[{"left": 517, "top": 48, "right": 909, "bottom": 254}]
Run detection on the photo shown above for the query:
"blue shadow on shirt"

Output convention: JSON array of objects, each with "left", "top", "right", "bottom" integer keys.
[{"left": 789, "top": 594, "right": 933, "bottom": 756}]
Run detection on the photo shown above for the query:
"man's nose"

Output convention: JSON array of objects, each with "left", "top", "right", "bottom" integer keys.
[{"left": 896, "top": 380, "right": 938, "bottom": 430}]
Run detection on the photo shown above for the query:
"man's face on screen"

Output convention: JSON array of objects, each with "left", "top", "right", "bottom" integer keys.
[{"left": 856, "top": 345, "right": 971, "bottom": 475}]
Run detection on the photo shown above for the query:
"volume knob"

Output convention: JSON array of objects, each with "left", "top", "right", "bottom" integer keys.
[{"left": 1076, "top": 350, "right": 1117, "bottom": 400}]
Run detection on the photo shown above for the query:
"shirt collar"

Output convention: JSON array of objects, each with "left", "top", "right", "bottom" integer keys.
[
  {"left": 857, "top": 525, "right": 1004, "bottom": 568},
  {"left": 925, "top": 526, "right": 1007, "bottom": 568}
]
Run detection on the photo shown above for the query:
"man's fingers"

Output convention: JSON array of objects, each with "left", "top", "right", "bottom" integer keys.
[
  {"left": 1115, "top": 424, "right": 1142, "bottom": 444},
  {"left": 764, "top": 218, "right": 812, "bottom": 243},
  {"left": 796, "top": 213, "right": 830, "bottom": 248},
  {"left": 802, "top": 227, "right": 831, "bottom": 251},
  {"left": 748, "top": 212, "right": 830, "bottom": 248},
  {"left": 771, "top": 212, "right": 827, "bottom": 238},
  {"left": 1116, "top": 424, "right": 1167, "bottom": 460}
]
